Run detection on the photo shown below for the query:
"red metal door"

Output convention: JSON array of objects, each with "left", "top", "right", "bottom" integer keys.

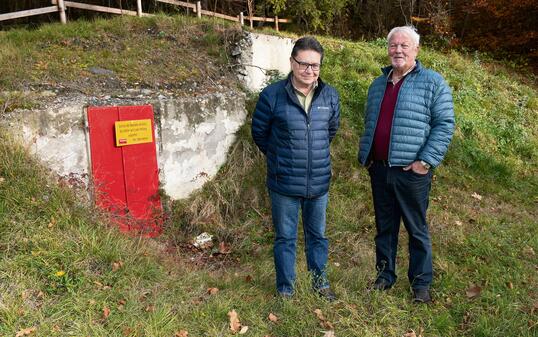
[{"left": 87, "top": 105, "right": 162, "bottom": 237}]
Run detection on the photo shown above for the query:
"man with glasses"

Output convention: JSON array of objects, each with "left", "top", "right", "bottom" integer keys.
[
  {"left": 252, "top": 36, "right": 340, "bottom": 301},
  {"left": 358, "top": 26, "right": 455, "bottom": 303}
]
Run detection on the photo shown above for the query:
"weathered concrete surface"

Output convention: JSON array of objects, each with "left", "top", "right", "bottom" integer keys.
[
  {"left": 1, "top": 90, "right": 246, "bottom": 200},
  {"left": 1, "top": 31, "right": 291, "bottom": 199},
  {"left": 234, "top": 32, "right": 294, "bottom": 92},
  {"left": 156, "top": 92, "right": 246, "bottom": 199}
]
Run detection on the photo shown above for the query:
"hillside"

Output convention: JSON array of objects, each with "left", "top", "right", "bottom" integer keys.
[{"left": 1, "top": 15, "right": 537, "bottom": 337}]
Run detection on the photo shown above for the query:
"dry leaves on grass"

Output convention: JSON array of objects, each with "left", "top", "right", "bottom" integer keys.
[
  {"left": 112, "top": 261, "right": 124, "bottom": 271},
  {"left": 268, "top": 313, "right": 278, "bottom": 323},
  {"left": 314, "top": 308, "right": 334, "bottom": 330},
  {"left": 466, "top": 284, "right": 482, "bottom": 299},
  {"left": 15, "top": 327, "right": 36, "bottom": 337},
  {"left": 523, "top": 246, "right": 535, "bottom": 257},
  {"left": 175, "top": 330, "right": 189, "bottom": 337},
  {"left": 402, "top": 329, "right": 423, "bottom": 337},
  {"left": 323, "top": 331, "right": 335, "bottom": 337},
  {"left": 471, "top": 192, "right": 483, "bottom": 201},
  {"left": 102, "top": 306, "right": 111, "bottom": 319},
  {"left": 207, "top": 287, "right": 219, "bottom": 295},
  {"left": 218, "top": 241, "right": 232, "bottom": 254},
  {"left": 228, "top": 309, "right": 248, "bottom": 334}
]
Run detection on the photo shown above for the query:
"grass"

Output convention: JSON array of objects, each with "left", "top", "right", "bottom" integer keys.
[
  {"left": 1, "top": 15, "right": 538, "bottom": 337},
  {"left": 0, "top": 14, "right": 241, "bottom": 96}
]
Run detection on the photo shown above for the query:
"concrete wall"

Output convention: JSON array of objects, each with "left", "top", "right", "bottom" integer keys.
[
  {"left": 1, "top": 90, "right": 246, "bottom": 200},
  {"left": 1, "top": 31, "right": 294, "bottom": 199},
  {"left": 234, "top": 32, "right": 294, "bottom": 92}
]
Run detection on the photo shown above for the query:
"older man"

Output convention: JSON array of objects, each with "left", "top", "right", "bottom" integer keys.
[
  {"left": 358, "top": 26, "right": 455, "bottom": 303},
  {"left": 252, "top": 36, "right": 340, "bottom": 301}
]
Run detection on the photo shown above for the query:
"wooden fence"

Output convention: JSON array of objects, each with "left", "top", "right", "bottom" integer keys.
[{"left": 0, "top": 0, "right": 290, "bottom": 31}]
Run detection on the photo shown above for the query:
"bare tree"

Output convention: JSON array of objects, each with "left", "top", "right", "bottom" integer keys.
[{"left": 246, "top": 0, "right": 254, "bottom": 28}]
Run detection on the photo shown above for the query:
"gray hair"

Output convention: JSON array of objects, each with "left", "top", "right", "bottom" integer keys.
[{"left": 387, "top": 26, "right": 420, "bottom": 46}]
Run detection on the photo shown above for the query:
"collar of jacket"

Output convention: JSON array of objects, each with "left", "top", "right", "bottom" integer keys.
[
  {"left": 381, "top": 59, "right": 423, "bottom": 77},
  {"left": 284, "top": 72, "right": 325, "bottom": 103}
]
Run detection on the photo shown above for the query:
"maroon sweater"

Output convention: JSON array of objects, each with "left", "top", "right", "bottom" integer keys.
[{"left": 373, "top": 79, "right": 404, "bottom": 160}]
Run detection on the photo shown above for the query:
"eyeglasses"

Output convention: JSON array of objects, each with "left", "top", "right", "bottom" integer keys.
[
  {"left": 292, "top": 55, "right": 321, "bottom": 72},
  {"left": 389, "top": 43, "right": 412, "bottom": 51}
]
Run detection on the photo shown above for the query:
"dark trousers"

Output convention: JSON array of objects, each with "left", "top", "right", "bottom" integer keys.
[{"left": 368, "top": 161, "right": 433, "bottom": 289}]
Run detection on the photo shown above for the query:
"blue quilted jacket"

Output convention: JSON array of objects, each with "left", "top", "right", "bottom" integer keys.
[
  {"left": 358, "top": 60, "right": 455, "bottom": 168},
  {"left": 252, "top": 75, "right": 340, "bottom": 198}
]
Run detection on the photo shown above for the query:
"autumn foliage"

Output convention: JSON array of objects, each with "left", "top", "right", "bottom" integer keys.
[
  {"left": 1, "top": 1, "right": 536, "bottom": 64},
  {"left": 450, "top": 0, "right": 537, "bottom": 58}
]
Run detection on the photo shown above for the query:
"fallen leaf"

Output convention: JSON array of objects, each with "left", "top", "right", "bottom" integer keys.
[
  {"left": 219, "top": 241, "right": 232, "bottom": 254},
  {"left": 268, "top": 313, "right": 278, "bottom": 322},
  {"left": 207, "top": 287, "right": 219, "bottom": 295},
  {"left": 118, "top": 299, "right": 126, "bottom": 305},
  {"left": 122, "top": 327, "right": 134, "bottom": 336},
  {"left": 47, "top": 217, "right": 56, "bottom": 228},
  {"left": 175, "top": 330, "right": 189, "bottom": 337},
  {"left": 506, "top": 282, "right": 513, "bottom": 289},
  {"left": 314, "top": 308, "right": 325, "bottom": 320},
  {"left": 239, "top": 326, "right": 249, "bottom": 334},
  {"left": 0, "top": 176, "right": 5, "bottom": 184},
  {"left": 15, "top": 327, "right": 36, "bottom": 336},
  {"left": 403, "top": 330, "right": 416, "bottom": 337},
  {"left": 471, "top": 192, "right": 482, "bottom": 201},
  {"left": 455, "top": 220, "right": 463, "bottom": 226},
  {"left": 102, "top": 306, "right": 111, "bottom": 319},
  {"left": 323, "top": 331, "right": 335, "bottom": 337},
  {"left": 245, "top": 275, "right": 253, "bottom": 283},
  {"left": 228, "top": 309, "right": 241, "bottom": 333},
  {"left": 89, "top": 299, "right": 96, "bottom": 305},
  {"left": 112, "top": 261, "right": 124, "bottom": 271},
  {"left": 466, "top": 284, "right": 482, "bottom": 299},
  {"left": 54, "top": 270, "right": 66, "bottom": 277},
  {"left": 523, "top": 246, "right": 535, "bottom": 257},
  {"left": 145, "top": 304, "right": 155, "bottom": 312},
  {"left": 314, "top": 308, "right": 334, "bottom": 330}
]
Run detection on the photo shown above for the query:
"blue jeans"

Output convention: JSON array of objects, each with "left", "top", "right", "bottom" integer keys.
[
  {"left": 269, "top": 189, "right": 330, "bottom": 295},
  {"left": 368, "top": 162, "right": 433, "bottom": 290}
]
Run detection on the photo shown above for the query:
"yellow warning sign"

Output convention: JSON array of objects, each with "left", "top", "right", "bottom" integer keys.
[{"left": 115, "top": 119, "right": 153, "bottom": 147}]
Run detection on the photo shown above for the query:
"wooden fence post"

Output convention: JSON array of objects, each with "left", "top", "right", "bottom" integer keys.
[
  {"left": 196, "top": 1, "right": 201, "bottom": 18},
  {"left": 275, "top": 16, "right": 279, "bottom": 31},
  {"left": 57, "top": 0, "right": 66, "bottom": 24},
  {"left": 239, "top": 12, "right": 244, "bottom": 26},
  {"left": 136, "top": 0, "right": 142, "bottom": 17}
]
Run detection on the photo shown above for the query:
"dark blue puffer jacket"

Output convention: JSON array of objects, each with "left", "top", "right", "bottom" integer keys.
[
  {"left": 252, "top": 75, "right": 340, "bottom": 198},
  {"left": 359, "top": 60, "right": 455, "bottom": 168}
]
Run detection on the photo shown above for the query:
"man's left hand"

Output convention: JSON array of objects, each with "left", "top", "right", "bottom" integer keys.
[{"left": 403, "top": 161, "right": 429, "bottom": 175}]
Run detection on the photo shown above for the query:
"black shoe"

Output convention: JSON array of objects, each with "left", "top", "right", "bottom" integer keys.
[
  {"left": 370, "top": 278, "right": 393, "bottom": 291},
  {"left": 412, "top": 288, "right": 432, "bottom": 303},
  {"left": 317, "top": 287, "right": 337, "bottom": 302},
  {"left": 277, "top": 292, "right": 293, "bottom": 300}
]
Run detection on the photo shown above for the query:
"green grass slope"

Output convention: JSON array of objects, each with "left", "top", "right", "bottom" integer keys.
[{"left": 1, "top": 16, "right": 537, "bottom": 337}]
